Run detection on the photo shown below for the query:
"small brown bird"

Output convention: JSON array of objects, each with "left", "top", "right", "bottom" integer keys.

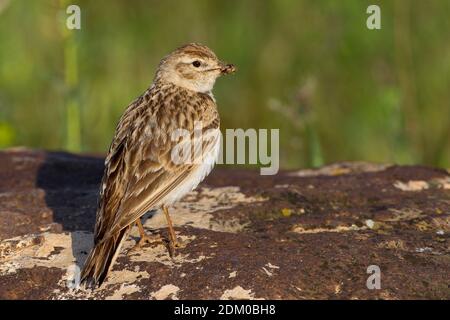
[{"left": 80, "top": 43, "right": 235, "bottom": 288}]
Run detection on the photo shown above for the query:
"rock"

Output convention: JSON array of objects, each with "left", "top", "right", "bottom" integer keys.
[{"left": 0, "top": 148, "right": 449, "bottom": 299}]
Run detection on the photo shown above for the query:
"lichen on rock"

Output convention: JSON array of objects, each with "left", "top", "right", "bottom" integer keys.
[{"left": 0, "top": 150, "right": 449, "bottom": 299}]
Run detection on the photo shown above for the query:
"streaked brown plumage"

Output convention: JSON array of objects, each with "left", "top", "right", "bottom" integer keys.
[{"left": 80, "top": 43, "right": 235, "bottom": 288}]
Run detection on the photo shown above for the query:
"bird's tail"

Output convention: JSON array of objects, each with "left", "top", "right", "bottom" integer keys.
[{"left": 80, "top": 227, "right": 130, "bottom": 288}]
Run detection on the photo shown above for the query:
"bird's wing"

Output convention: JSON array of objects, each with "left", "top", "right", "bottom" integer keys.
[{"left": 94, "top": 87, "right": 219, "bottom": 243}]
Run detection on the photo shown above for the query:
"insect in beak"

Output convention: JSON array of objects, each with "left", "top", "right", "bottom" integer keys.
[{"left": 220, "top": 63, "right": 236, "bottom": 74}]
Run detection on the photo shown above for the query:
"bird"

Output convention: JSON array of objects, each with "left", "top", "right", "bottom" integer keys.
[{"left": 80, "top": 43, "right": 235, "bottom": 288}]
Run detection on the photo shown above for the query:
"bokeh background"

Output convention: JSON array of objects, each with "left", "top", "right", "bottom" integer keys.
[{"left": 0, "top": 0, "right": 449, "bottom": 169}]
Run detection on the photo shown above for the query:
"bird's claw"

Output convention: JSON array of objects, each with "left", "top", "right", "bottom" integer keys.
[{"left": 128, "top": 234, "right": 162, "bottom": 254}]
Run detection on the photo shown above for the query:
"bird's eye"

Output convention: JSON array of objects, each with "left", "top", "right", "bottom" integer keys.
[{"left": 192, "top": 60, "right": 201, "bottom": 68}]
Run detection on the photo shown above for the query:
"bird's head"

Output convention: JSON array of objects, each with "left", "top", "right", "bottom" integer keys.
[{"left": 154, "top": 43, "right": 236, "bottom": 93}]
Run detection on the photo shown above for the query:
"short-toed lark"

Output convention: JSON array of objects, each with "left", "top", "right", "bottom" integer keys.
[{"left": 81, "top": 43, "right": 235, "bottom": 288}]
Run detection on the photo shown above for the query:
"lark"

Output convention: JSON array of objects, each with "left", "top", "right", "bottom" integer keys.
[{"left": 80, "top": 43, "right": 235, "bottom": 288}]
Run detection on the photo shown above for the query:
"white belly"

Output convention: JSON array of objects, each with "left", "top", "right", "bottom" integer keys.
[{"left": 161, "top": 129, "right": 221, "bottom": 205}]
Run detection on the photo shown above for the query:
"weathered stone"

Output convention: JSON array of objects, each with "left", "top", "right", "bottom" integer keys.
[{"left": 0, "top": 148, "right": 449, "bottom": 299}]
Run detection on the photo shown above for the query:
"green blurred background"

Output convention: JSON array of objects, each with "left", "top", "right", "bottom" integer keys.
[{"left": 0, "top": 0, "right": 449, "bottom": 169}]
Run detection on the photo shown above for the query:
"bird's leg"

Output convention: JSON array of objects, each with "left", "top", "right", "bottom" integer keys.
[
  {"left": 128, "top": 218, "right": 162, "bottom": 254},
  {"left": 162, "top": 205, "right": 182, "bottom": 249}
]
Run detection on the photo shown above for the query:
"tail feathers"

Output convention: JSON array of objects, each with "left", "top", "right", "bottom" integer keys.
[{"left": 80, "top": 227, "right": 130, "bottom": 289}]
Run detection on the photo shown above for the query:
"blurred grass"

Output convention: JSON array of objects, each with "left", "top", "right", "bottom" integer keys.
[
  {"left": 0, "top": 0, "right": 449, "bottom": 168},
  {"left": 61, "top": 0, "right": 81, "bottom": 151}
]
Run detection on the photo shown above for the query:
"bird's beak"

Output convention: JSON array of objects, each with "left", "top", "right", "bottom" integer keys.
[{"left": 219, "top": 62, "right": 236, "bottom": 75}]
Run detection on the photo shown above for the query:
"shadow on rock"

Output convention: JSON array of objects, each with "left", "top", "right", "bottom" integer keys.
[{"left": 36, "top": 151, "right": 104, "bottom": 269}]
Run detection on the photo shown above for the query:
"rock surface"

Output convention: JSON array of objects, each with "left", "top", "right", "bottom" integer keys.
[{"left": 0, "top": 148, "right": 449, "bottom": 299}]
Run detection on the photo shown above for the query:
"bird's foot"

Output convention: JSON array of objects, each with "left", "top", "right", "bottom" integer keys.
[
  {"left": 172, "top": 238, "right": 186, "bottom": 249},
  {"left": 128, "top": 234, "right": 162, "bottom": 254},
  {"left": 167, "top": 236, "right": 186, "bottom": 257}
]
